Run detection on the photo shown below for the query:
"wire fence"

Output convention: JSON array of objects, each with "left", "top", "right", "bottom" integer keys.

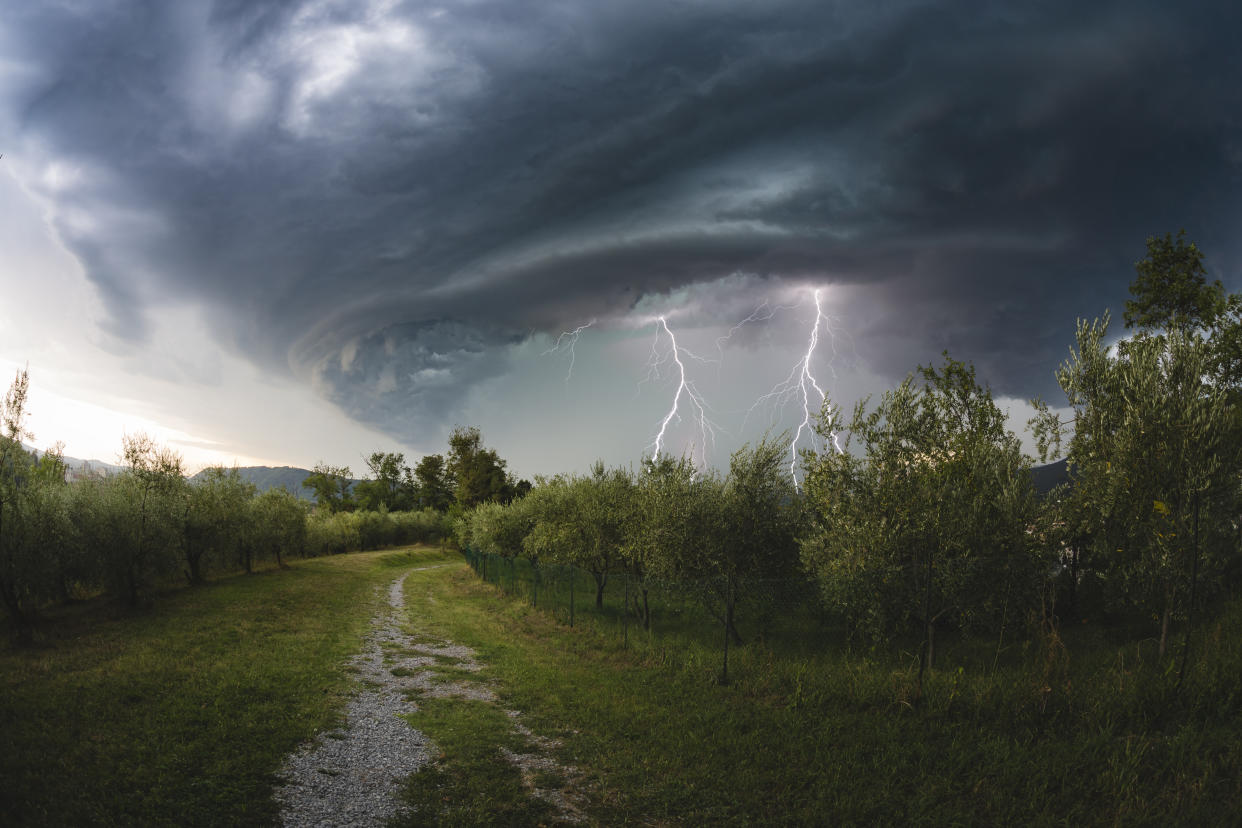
[{"left": 459, "top": 547, "right": 832, "bottom": 679}]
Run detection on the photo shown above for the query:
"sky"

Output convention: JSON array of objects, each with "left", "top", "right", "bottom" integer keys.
[{"left": 1, "top": 0, "right": 1239, "bottom": 479}]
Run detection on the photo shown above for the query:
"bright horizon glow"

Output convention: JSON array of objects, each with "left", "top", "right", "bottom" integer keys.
[{"left": 0, "top": 359, "right": 283, "bottom": 473}]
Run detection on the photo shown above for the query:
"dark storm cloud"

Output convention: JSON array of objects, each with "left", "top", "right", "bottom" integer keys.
[{"left": 3, "top": 0, "right": 1240, "bottom": 434}]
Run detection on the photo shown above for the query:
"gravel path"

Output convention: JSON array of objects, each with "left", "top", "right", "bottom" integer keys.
[
  {"left": 273, "top": 561, "right": 585, "bottom": 826},
  {"left": 273, "top": 567, "right": 446, "bottom": 827}
]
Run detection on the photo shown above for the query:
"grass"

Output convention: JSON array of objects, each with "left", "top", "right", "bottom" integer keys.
[
  {"left": 4, "top": 546, "right": 1240, "bottom": 825},
  {"left": 398, "top": 559, "right": 1242, "bottom": 825},
  {"left": 0, "top": 545, "right": 447, "bottom": 827},
  {"left": 394, "top": 696, "right": 557, "bottom": 827}
]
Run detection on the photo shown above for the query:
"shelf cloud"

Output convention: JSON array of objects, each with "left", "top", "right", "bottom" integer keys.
[{"left": 3, "top": 0, "right": 1239, "bottom": 447}]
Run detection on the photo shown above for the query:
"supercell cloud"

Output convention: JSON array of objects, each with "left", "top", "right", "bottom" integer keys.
[{"left": 1, "top": 0, "right": 1239, "bottom": 454}]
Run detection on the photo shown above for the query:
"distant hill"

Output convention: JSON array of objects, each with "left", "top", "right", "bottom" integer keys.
[
  {"left": 1031, "top": 458, "right": 1069, "bottom": 496},
  {"left": 189, "top": 466, "right": 320, "bottom": 501},
  {"left": 25, "top": 445, "right": 125, "bottom": 479}
]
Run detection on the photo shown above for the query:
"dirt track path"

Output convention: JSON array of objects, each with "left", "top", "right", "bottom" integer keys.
[{"left": 273, "top": 563, "right": 582, "bottom": 826}]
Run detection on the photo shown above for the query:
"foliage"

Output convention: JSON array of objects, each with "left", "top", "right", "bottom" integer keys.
[
  {"left": 355, "top": 451, "right": 416, "bottom": 512},
  {"left": 1124, "top": 229, "right": 1224, "bottom": 333},
  {"left": 183, "top": 467, "right": 256, "bottom": 583},
  {"left": 1033, "top": 305, "right": 1236, "bottom": 656},
  {"left": 302, "top": 463, "right": 354, "bottom": 513},
  {"left": 447, "top": 426, "right": 525, "bottom": 508},
  {"left": 0, "top": 368, "right": 43, "bottom": 642},
  {"left": 800, "top": 355, "right": 1038, "bottom": 661},
  {"left": 111, "top": 433, "right": 187, "bottom": 606},
  {"left": 413, "top": 453, "right": 454, "bottom": 511}
]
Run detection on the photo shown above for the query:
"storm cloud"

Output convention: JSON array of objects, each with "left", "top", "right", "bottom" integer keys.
[{"left": 3, "top": 0, "right": 1239, "bottom": 444}]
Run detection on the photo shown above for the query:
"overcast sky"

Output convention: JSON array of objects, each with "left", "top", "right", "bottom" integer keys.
[{"left": 1, "top": 0, "right": 1239, "bottom": 479}]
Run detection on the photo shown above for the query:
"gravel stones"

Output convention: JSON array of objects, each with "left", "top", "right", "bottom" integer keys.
[
  {"left": 273, "top": 562, "right": 586, "bottom": 826},
  {"left": 273, "top": 570, "right": 434, "bottom": 827}
]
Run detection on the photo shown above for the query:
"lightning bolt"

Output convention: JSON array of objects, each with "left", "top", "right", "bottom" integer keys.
[
  {"left": 714, "top": 301, "right": 774, "bottom": 361},
  {"left": 541, "top": 320, "right": 595, "bottom": 388},
  {"left": 712, "top": 298, "right": 805, "bottom": 381},
  {"left": 645, "top": 316, "right": 721, "bottom": 466},
  {"left": 745, "top": 288, "right": 843, "bottom": 487},
  {"left": 539, "top": 288, "right": 849, "bottom": 481}
]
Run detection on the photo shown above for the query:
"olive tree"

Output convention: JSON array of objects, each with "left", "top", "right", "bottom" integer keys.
[
  {"left": 624, "top": 455, "right": 727, "bottom": 637},
  {"left": 577, "top": 463, "right": 635, "bottom": 609},
  {"left": 251, "top": 487, "right": 307, "bottom": 570},
  {"left": 1033, "top": 234, "right": 1238, "bottom": 661},
  {"left": 112, "top": 433, "right": 186, "bottom": 605},
  {"left": 801, "top": 356, "right": 1037, "bottom": 683},
  {"left": 0, "top": 370, "right": 73, "bottom": 642},
  {"left": 182, "top": 467, "right": 254, "bottom": 583},
  {"left": 1033, "top": 316, "right": 1231, "bottom": 657}
]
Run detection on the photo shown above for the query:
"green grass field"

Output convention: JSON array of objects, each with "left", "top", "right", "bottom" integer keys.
[
  {"left": 399, "top": 560, "right": 1242, "bottom": 825},
  {"left": 4, "top": 547, "right": 1241, "bottom": 825},
  {"left": 0, "top": 546, "right": 449, "bottom": 826}
]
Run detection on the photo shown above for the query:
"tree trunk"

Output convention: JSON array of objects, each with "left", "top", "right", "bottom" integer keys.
[
  {"left": 916, "top": 545, "right": 934, "bottom": 702},
  {"left": 1158, "top": 579, "right": 1173, "bottom": 659},
  {"left": 1068, "top": 544, "right": 1080, "bottom": 621},
  {"left": 641, "top": 587, "right": 650, "bottom": 631},
  {"left": 720, "top": 590, "right": 734, "bottom": 685},
  {"left": 0, "top": 578, "right": 33, "bottom": 647},
  {"left": 1178, "top": 493, "right": 1200, "bottom": 683},
  {"left": 185, "top": 548, "right": 204, "bottom": 585},
  {"left": 132, "top": 488, "right": 149, "bottom": 607},
  {"left": 128, "top": 563, "right": 139, "bottom": 607},
  {"left": 593, "top": 571, "right": 607, "bottom": 609},
  {"left": 623, "top": 575, "right": 629, "bottom": 648}
]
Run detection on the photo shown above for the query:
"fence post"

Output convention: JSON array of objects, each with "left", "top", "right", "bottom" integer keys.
[
  {"left": 623, "top": 574, "right": 629, "bottom": 648},
  {"left": 569, "top": 566, "right": 575, "bottom": 628},
  {"left": 720, "top": 577, "right": 731, "bottom": 685}
]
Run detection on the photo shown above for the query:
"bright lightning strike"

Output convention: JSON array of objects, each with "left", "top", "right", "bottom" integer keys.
[
  {"left": 645, "top": 316, "right": 721, "bottom": 466},
  {"left": 745, "top": 288, "right": 844, "bottom": 487},
  {"left": 541, "top": 320, "right": 594, "bottom": 388}
]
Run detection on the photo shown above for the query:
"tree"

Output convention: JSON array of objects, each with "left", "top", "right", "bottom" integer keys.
[
  {"left": 626, "top": 455, "right": 720, "bottom": 633},
  {"left": 469, "top": 497, "right": 533, "bottom": 563},
  {"left": 645, "top": 439, "right": 802, "bottom": 682},
  {"left": 303, "top": 463, "right": 354, "bottom": 513},
  {"left": 716, "top": 438, "right": 803, "bottom": 653},
  {"left": 182, "top": 467, "right": 254, "bottom": 583},
  {"left": 1124, "top": 230, "right": 1225, "bottom": 333},
  {"left": 414, "top": 453, "right": 454, "bottom": 511},
  {"left": 447, "top": 426, "right": 516, "bottom": 508},
  {"left": 114, "top": 433, "right": 186, "bottom": 606},
  {"left": 0, "top": 375, "right": 73, "bottom": 644},
  {"left": 1033, "top": 315, "right": 1233, "bottom": 658},
  {"left": 577, "top": 463, "right": 634, "bottom": 609},
  {"left": 355, "top": 451, "right": 413, "bottom": 511},
  {"left": 1035, "top": 233, "right": 1240, "bottom": 662},
  {"left": 521, "top": 478, "right": 576, "bottom": 608},
  {"left": 801, "top": 355, "right": 1038, "bottom": 684},
  {"left": 251, "top": 487, "right": 307, "bottom": 570},
  {"left": 0, "top": 367, "right": 38, "bottom": 641}
]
